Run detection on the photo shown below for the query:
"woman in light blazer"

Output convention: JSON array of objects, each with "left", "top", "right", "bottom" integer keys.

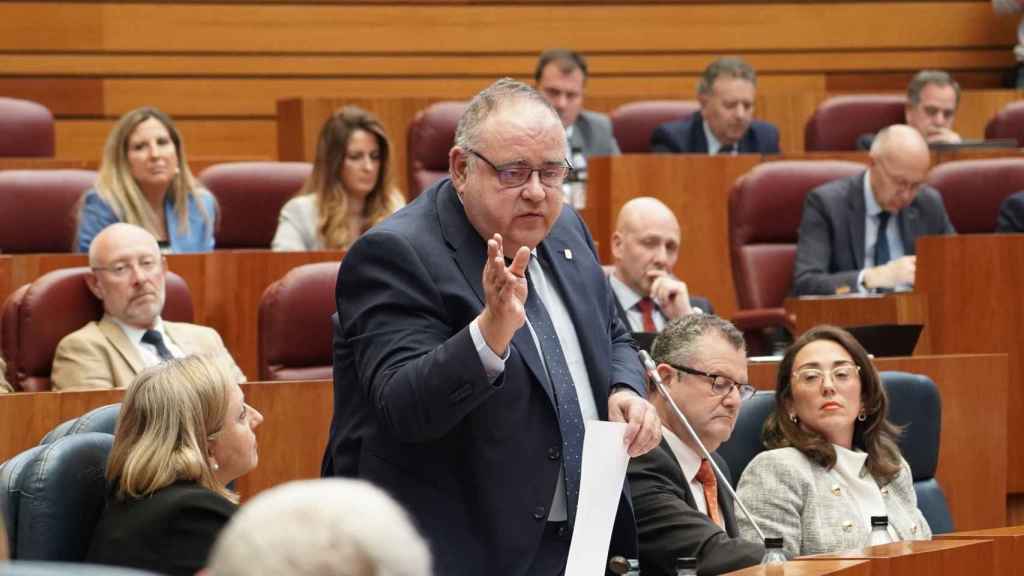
[{"left": 736, "top": 325, "right": 930, "bottom": 557}]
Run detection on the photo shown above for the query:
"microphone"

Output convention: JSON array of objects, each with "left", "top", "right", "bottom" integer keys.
[{"left": 638, "top": 349, "right": 767, "bottom": 542}]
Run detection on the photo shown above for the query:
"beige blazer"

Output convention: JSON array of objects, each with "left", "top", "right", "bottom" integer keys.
[
  {"left": 0, "top": 356, "right": 12, "bottom": 393},
  {"left": 51, "top": 316, "right": 242, "bottom": 390}
]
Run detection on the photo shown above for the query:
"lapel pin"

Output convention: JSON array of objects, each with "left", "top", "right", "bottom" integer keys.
[{"left": 563, "top": 249, "right": 573, "bottom": 260}]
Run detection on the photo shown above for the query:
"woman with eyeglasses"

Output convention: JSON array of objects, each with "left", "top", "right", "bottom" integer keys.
[
  {"left": 76, "top": 107, "right": 217, "bottom": 254},
  {"left": 86, "top": 354, "right": 263, "bottom": 576},
  {"left": 271, "top": 106, "right": 404, "bottom": 251},
  {"left": 735, "top": 325, "right": 930, "bottom": 557}
]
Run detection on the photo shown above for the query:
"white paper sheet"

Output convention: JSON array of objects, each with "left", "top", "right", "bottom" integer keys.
[{"left": 565, "top": 420, "right": 630, "bottom": 576}]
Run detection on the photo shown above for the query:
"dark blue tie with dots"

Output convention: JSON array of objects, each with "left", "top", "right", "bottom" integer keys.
[
  {"left": 141, "top": 329, "right": 174, "bottom": 362},
  {"left": 524, "top": 257, "right": 585, "bottom": 526}
]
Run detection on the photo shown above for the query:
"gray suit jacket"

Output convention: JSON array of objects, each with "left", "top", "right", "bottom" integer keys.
[
  {"left": 736, "top": 447, "right": 931, "bottom": 557},
  {"left": 792, "top": 172, "right": 955, "bottom": 296},
  {"left": 570, "top": 110, "right": 620, "bottom": 157},
  {"left": 51, "top": 316, "right": 241, "bottom": 390}
]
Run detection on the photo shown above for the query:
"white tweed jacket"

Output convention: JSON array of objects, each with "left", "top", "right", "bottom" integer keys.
[{"left": 735, "top": 447, "right": 931, "bottom": 557}]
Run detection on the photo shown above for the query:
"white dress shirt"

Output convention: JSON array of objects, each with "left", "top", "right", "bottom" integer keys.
[{"left": 663, "top": 426, "right": 723, "bottom": 520}]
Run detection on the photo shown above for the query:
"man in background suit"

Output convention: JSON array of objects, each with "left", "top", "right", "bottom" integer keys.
[
  {"left": 609, "top": 197, "right": 713, "bottom": 334},
  {"left": 651, "top": 57, "right": 780, "bottom": 155},
  {"left": 535, "top": 49, "right": 621, "bottom": 158},
  {"left": 793, "top": 125, "right": 955, "bottom": 296},
  {"left": 51, "top": 223, "right": 240, "bottom": 390},
  {"left": 327, "top": 78, "right": 660, "bottom": 575},
  {"left": 628, "top": 315, "right": 765, "bottom": 576},
  {"left": 857, "top": 70, "right": 962, "bottom": 150}
]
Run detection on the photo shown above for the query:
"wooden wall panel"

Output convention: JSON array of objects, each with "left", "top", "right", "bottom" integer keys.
[
  {"left": 0, "top": 1, "right": 1017, "bottom": 164},
  {"left": 55, "top": 119, "right": 276, "bottom": 161},
  {"left": 0, "top": 3, "right": 1013, "bottom": 53}
]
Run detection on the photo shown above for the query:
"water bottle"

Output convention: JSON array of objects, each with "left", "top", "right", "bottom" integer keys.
[
  {"left": 869, "top": 515, "right": 893, "bottom": 545},
  {"left": 674, "top": 556, "right": 697, "bottom": 576},
  {"left": 760, "top": 537, "right": 786, "bottom": 565},
  {"left": 568, "top": 147, "right": 587, "bottom": 209}
]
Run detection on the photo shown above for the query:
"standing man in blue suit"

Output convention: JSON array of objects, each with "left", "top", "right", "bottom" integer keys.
[
  {"left": 327, "top": 78, "right": 661, "bottom": 575},
  {"left": 651, "top": 57, "right": 780, "bottom": 155}
]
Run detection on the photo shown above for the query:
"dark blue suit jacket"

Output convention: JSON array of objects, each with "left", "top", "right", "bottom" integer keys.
[
  {"left": 997, "top": 191, "right": 1024, "bottom": 233},
  {"left": 650, "top": 110, "right": 780, "bottom": 155},
  {"left": 327, "top": 177, "right": 645, "bottom": 575}
]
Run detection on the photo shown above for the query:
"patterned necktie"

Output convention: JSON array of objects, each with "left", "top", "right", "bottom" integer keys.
[
  {"left": 524, "top": 260, "right": 585, "bottom": 526},
  {"left": 874, "top": 211, "right": 891, "bottom": 267},
  {"left": 696, "top": 458, "right": 724, "bottom": 528},
  {"left": 141, "top": 329, "right": 174, "bottom": 362},
  {"left": 635, "top": 297, "right": 658, "bottom": 332}
]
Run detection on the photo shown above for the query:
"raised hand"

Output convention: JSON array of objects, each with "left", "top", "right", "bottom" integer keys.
[{"left": 477, "top": 233, "right": 531, "bottom": 356}]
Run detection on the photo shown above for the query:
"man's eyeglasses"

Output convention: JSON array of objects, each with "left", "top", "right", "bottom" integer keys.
[
  {"left": 874, "top": 159, "right": 924, "bottom": 194},
  {"left": 467, "top": 149, "right": 572, "bottom": 188},
  {"left": 667, "top": 363, "right": 755, "bottom": 401},
  {"left": 92, "top": 255, "right": 165, "bottom": 279},
  {"left": 792, "top": 364, "right": 861, "bottom": 388}
]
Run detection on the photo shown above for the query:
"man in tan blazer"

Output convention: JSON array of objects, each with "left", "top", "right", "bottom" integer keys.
[
  {"left": 51, "top": 223, "right": 240, "bottom": 390},
  {"left": 0, "top": 357, "right": 12, "bottom": 393}
]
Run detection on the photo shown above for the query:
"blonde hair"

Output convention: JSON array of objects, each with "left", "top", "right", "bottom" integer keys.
[
  {"left": 0, "top": 513, "right": 8, "bottom": 560},
  {"left": 107, "top": 354, "right": 240, "bottom": 504},
  {"left": 300, "top": 105, "right": 404, "bottom": 250},
  {"left": 89, "top": 106, "right": 212, "bottom": 241}
]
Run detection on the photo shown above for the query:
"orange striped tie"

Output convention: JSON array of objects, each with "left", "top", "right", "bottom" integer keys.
[{"left": 696, "top": 458, "right": 724, "bottom": 528}]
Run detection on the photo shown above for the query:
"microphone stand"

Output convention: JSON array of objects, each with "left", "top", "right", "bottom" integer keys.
[{"left": 638, "top": 349, "right": 767, "bottom": 542}]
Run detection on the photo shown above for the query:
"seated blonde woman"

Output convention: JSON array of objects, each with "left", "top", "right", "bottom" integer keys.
[
  {"left": 77, "top": 107, "right": 217, "bottom": 253},
  {"left": 736, "top": 325, "right": 930, "bottom": 556},
  {"left": 272, "top": 106, "right": 404, "bottom": 251},
  {"left": 86, "top": 354, "right": 262, "bottom": 576}
]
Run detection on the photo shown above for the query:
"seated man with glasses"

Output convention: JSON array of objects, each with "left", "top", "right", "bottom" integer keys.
[
  {"left": 52, "top": 223, "right": 241, "bottom": 390},
  {"left": 627, "top": 314, "right": 766, "bottom": 576},
  {"left": 792, "top": 124, "right": 955, "bottom": 296}
]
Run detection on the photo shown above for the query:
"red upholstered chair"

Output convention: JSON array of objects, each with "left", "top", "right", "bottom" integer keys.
[
  {"left": 804, "top": 95, "right": 906, "bottom": 151},
  {"left": 407, "top": 101, "right": 467, "bottom": 198},
  {"left": 258, "top": 261, "right": 339, "bottom": 381},
  {"left": 729, "top": 160, "right": 866, "bottom": 352},
  {"left": 0, "top": 267, "right": 194, "bottom": 391},
  {"left": 0, "top": 97, "right": 55, "bottom": 157},
  {"left": 610, "top": 100, "right": 700, "bottom": 154},
  {"left": 985, "top": 101, "right": 1024, "bottom": 146},
  {"left": 197, "top": 161, "right": 312, "bottom": 249},
  {"left": 0, "top": 169, "right": 96, "bottom": 253},
  {"left": 926, "top": 158, "right": 1024, "bottom": 233}
]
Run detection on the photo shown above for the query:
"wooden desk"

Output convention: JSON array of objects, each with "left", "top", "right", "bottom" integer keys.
[
  {"left": 915, "top": 236, "right": 1024, "bottom": 498},
  {"left": 937, "top": 525, "right": 1024, "bottom": 576},
  {"left": 0, "top": 379, "right": 332, "bottom": 501},
  {"left": 784, "top": 293, "right": 930, "bottom": 354},
  {"left": 802, "top": 539, "right": 994, "bottom": 576},
  {"left": 0, "top": 251, "right": 342, "bottom": 380},
  {"left": 748, "top": 354, "right": 1009, "bottom": 531},
  {"left": 724, "top": 560, "right": 871, "bottom": 576}
]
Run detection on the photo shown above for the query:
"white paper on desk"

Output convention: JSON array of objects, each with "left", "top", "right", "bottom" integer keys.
[{"left": 565, "top": 420, "right": 630, "bottom": 576}]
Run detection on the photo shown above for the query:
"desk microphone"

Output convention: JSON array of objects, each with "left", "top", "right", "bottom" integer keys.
[{"left": 638, "top": 349, "right": 767, "bottom": 542}]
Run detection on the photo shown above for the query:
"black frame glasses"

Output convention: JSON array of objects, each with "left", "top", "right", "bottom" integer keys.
[
  {"left": 667, "top": 362, "right": 755, "bottom": 401},
  {"left": 467, "top": 149, "right": 573, "bottom": 188}
]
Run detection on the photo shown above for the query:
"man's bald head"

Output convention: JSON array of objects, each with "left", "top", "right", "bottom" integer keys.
[
  {"left": 868, "top": 125, "right": 931, "bottom": 213},
  {"left": 88, "top": 223, "right": 161, "bottom": 267},
  {"left": 86, "top": 223, "right": 167, "bottom": 329},
  {"left": 611, "top": 197, "right": 682, "bottom": 295}
]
